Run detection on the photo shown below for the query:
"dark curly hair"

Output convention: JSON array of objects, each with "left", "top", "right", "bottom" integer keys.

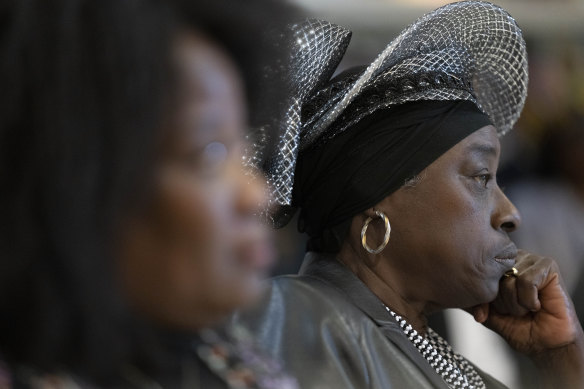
[{"left": 0, "top": 0, "right": 298, "bottom": 383}]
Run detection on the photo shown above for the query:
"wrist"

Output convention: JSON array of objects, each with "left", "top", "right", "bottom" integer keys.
[{"left": 531, "top": 333, "right": 584, "bottom": 388}]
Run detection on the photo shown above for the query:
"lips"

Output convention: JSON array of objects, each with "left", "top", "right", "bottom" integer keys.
[
  {"left": 235, "top": 224, "right": 275, "bottom": 272},
  {"left": 493, "top": 243, "right": 518, "bottom": 270},
  {"left": 240, "top": 239, "right": 275, "bottom": 271}
]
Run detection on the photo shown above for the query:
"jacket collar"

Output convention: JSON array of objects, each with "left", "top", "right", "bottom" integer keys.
[{"left": 299, "top": 252, "right": 451, "bottom": 389}]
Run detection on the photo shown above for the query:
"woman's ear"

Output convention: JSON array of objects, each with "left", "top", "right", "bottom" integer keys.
[{"left": 363, "top": 207, "right": 378, "bottom": 219}]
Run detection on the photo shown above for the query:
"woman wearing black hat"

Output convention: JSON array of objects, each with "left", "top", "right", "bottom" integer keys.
[{"left": 236, "top": 2, "right": 584, "bottom": 388}]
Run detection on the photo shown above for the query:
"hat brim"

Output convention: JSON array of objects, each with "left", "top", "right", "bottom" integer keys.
[{"left": 303, "top": 0, "right": 528, "bottom": 147}]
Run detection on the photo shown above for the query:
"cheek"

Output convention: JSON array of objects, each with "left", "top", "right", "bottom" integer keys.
[
  {"left": 390, "top": 186, "right": 489, "bottom": 279},
  {"left": 420, "top": 193, "right": 499, "bottom": 303},
  {"left": 118, "top": 174, "right": 244, "bottom": 329},
  {"left": 119, "top": 156, "right": 272, "bottom": 330},
  {"left": 441, "top": 198, "right": 485, "bottom": 244},
  {"left": 429, "top": 195, "right": 491, "bottom": 275},
  {"left": 159, "top": 179, "right": 231, "bottom": 255},
  {"left": 397, "top": 189, "right": 483, "bottom": 249},
  {"left": 154, "top": 175, "right": 241, "bottom": 289}
]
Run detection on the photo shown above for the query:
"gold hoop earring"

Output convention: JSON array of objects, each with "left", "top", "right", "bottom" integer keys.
[{"left": 361, "top": 210, "right": 391, "bottom": 254}]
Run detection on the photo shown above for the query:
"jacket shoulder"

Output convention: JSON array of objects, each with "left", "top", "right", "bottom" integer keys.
[
  {"left": 233, "top": 275, "right": 379, "bottom": 386},
  {"left": 232, "top": 275, "right": 439, "bottom": 389}
]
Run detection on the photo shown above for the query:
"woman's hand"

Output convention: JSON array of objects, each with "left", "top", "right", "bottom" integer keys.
[{"left": 470, "top": 250, "right": 584, "bottom": 388}]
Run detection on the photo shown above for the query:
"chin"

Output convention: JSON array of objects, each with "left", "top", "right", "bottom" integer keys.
[
  {"left": 234, "top": 279, "right": 266, "bottom": 308},
  {"left": 478, "top": 282, "right": 500, "bottom": 304},
  {"left": 456, "top": 283, "right": 499, "bottom": 308},
  {"left": 215, "top": 277, "right": 265, "bottom": 313}
]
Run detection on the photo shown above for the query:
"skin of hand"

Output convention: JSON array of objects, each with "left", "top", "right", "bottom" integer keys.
[{"left": 470, "top": 249, "right": 584, "bottom": 387}]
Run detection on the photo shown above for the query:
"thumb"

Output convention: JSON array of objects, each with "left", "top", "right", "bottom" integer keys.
[{"left": 468, "top": 303, "right": 489, "bottom": 323}]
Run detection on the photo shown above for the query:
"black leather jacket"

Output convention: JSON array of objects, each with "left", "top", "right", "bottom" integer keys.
[{"left": 234, "top": 252, "right": 508, "bottom": 389}]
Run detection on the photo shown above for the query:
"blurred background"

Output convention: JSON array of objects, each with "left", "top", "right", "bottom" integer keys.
[{"left": 272, "top": 1, "right": 584, "bottom": 388}]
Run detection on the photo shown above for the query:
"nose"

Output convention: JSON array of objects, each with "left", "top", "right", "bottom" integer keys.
[
  {"left": 492, "top": 186, "right": 521, "bottom": 233},
  {"left": 231, "top": 160, "right": 270, "bottom": 217}
]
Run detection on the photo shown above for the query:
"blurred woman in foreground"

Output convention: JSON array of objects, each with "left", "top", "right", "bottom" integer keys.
[{"left": 0, "top": 0, "right": 296, "bottom": 387}]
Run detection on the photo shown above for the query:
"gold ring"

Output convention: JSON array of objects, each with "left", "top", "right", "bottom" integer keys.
[{"left": 504, "top": 267, "right": 518, "bottom": 278}]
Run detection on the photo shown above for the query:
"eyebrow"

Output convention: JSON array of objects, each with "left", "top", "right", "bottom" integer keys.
[{"left": 467, "top": 143, "right": 498, "bottom": 158}]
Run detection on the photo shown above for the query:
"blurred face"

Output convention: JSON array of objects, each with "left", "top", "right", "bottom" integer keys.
[
  {"left": 378, "top": 125, "right": 521, "bottom": 310},
  {"left": 117, "top": 31, "right": 273, "bottom": 330}
]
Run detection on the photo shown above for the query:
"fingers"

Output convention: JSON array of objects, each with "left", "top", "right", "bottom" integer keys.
[
  {"left": 469, "top": 303, "right": 489, "bottom": 323},
  {"left": 491, "top": 250, "right": 557, "bottom": 316},
  {"left": 492, "top": 276, "right": 526, "bottom": 315},
  {"left": 515, "top": 257, "right": 548, "bottom": 312}
]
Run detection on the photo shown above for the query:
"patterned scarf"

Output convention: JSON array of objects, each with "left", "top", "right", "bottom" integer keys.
[{"left": 385, "top": 306, "right": 486, "bottom": 389}]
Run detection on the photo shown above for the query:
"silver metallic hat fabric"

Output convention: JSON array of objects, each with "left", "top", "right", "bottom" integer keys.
[
  {"left": 263, "top": 20, "right": 351, "bottom": 227},
  {"left": 248, "top": 20, "right": 351, "bottom": 227},
  {"left": 260, "top": 0, "right": 528, "bottom": 228}
]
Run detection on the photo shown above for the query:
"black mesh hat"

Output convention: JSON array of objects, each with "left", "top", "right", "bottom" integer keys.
[{"left": 250, "top": 1, "right": 528, "bottom": 228}]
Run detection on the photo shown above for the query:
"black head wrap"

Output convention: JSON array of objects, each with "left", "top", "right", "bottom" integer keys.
[{"left": 293, "top": 99, "right": 492, "bottom": 252}]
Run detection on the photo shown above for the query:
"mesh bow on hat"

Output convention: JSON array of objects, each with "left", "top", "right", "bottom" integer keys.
[{"left": 257, "top": 0, "right": 528, "bottom": 228}]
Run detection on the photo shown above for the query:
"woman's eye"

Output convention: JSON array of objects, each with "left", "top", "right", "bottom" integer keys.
[
  {"left": 474, "top": 173, "right": 492, "bottom": 187},
  {"left": 199, "top": 141, "right": 228, "bottom": 175},
  {"left": 203, "top": 142, "right": 228, "bottom": 164}
]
